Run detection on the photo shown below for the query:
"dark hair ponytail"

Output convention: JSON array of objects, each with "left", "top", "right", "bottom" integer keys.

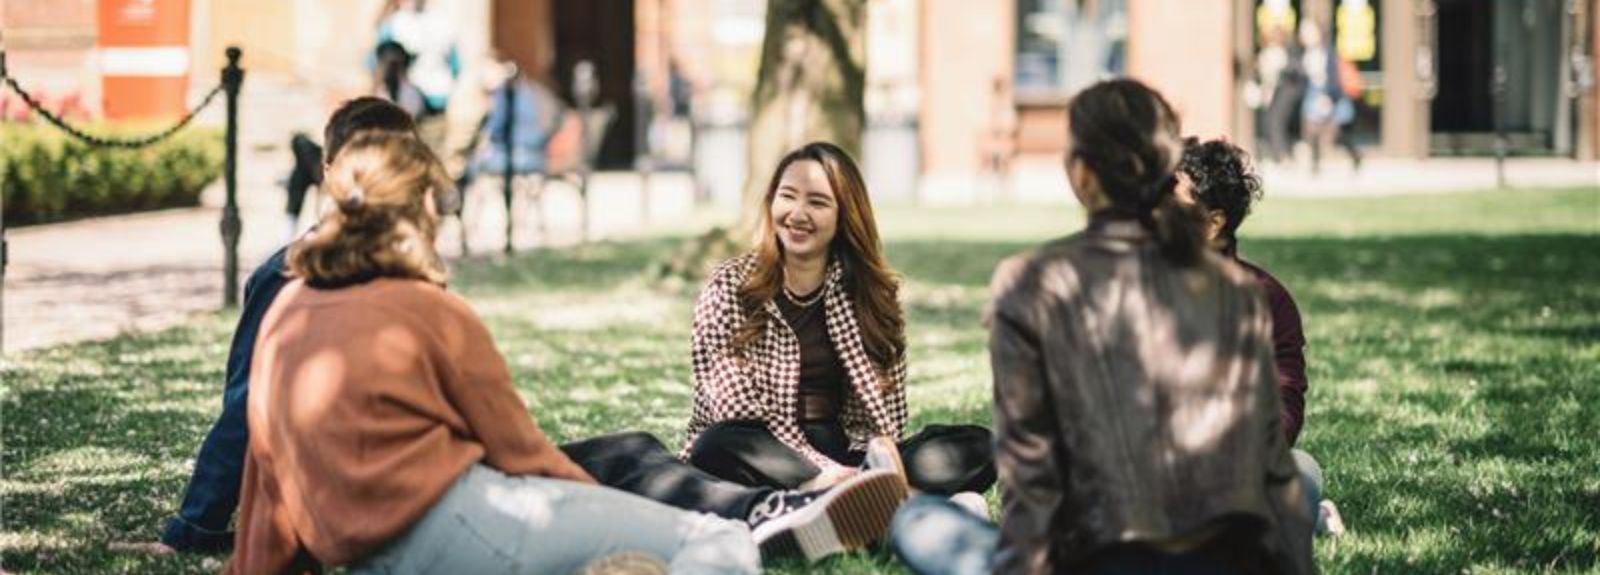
[{"left": 1068, "top": 79, "right": 1206, "bottom": 266}]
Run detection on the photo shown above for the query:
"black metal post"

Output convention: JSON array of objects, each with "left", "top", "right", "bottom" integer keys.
[
  {"left": 1, "top": 43, "right": 9, "bottom": 353},
  {"left": 502, "top": 70, "right": 517, "bottom": 254},
  {"left": 634, "top": 73, "right": 652, "bottom": 224},
  {"left": 574, "top": 61, "right": 597, "bottom": 244},
  {"left": 1492, "top": 62, "right": 1508, "bottom": 189},
  {"left": 221, "top": 47, "right": 244, "bottom": 307}
]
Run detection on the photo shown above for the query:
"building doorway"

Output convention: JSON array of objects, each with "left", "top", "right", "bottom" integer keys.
[
  {"left": 1430, "top": 0, "right": 1566, "bottom": 156},
  {"left": 553, "top": 0, "right": 637, "bottom": 169}
]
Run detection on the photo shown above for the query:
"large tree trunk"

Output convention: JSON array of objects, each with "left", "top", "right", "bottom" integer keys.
[{"left": 740, "top": 0, "right": 866, "bottom": 233}]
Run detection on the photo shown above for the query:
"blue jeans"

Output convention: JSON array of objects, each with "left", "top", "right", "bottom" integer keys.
[
  {"left": 161, "top": 248, "right": 292, "bottom": 552},
  {"left": 890, "top": 495, "right": 998, "bottom": 575},
  {"left": 351, "top": 464, "right": 759, "bottom": 574},
  {"left": 891, "top": 497, "right": 1247, "bottom": 575},
  {"left": 1293, "top": 448, "right": 1326, "bottom": 532}
]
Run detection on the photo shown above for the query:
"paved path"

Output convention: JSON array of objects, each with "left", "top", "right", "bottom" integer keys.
[
  {"left": 2, "top": 173, "right": 700, "bottom": 354},
  {"left": 2, "top": 72, "right": 700, "bottom": 354},
  {"left": 920, "top": 155, "right": 1598, "bottom": 205}
]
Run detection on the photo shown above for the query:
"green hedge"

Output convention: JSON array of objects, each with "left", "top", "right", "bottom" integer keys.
[{"left": 1, "top": 123, "right": 224, "bottom": 226}]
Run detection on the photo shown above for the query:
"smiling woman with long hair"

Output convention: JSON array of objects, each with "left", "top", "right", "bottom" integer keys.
[{"left": 679, "top": 142, "right": 996, "bottom": 560}]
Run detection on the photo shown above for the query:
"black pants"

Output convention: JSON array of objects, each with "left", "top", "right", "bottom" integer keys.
[
  {"left": 285, "top": 133, "right": 322, "bottom": 220},
  {"left": 687, "top": 421, "right": 996, "bottom": 496},
  {"left": 559, "top": 431, "right": 773, "bottom": 522}
]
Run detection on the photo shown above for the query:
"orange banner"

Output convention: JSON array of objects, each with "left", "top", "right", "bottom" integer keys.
[{"left": 98, "top": 0, "right": 192, "bottom": 120}]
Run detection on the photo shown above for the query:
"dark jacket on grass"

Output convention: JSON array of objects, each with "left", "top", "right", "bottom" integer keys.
[
  {"left": 1228, "top": 248, "right": 1309, "bottom": 446},
  {"left": 987, "top": 219, "right": 1313, "bottom": 574}
]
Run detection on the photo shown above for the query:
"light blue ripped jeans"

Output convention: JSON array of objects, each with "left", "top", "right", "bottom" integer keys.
[{"left": 351, "top": 464, "right": 759, "bottom": 575}]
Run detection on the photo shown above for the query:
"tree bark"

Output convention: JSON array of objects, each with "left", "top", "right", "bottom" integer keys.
[{"left": 740, "top": 0, "right": 866, "bottom": 233}]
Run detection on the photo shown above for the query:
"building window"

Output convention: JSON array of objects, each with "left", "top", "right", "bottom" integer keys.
[{"left": 1015, "top": 0, "right": 1127, "bottom": 98}]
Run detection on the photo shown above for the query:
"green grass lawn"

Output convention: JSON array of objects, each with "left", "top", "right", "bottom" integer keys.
[{"left": 3, "top": 186, "right": 1597, "bottom": 573}]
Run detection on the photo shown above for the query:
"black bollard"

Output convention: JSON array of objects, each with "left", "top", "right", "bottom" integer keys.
[
  {"left": 221, "top": 47, "right": 244, "bottom": 308},
  {"left": 1492, "top": 62, "right": 1508, "bottom": 189},
  {"left": 1, "top": 45, "right": 9, "bottom": 352},
  {"left": 574, "top": 61, "right": 597, "bottom": 244},
  {"left": 634, "top": 73, "right": 653, "bottom": 224},
  {"left": 502, "top": 68, "right": 517, "bottom": 254}
]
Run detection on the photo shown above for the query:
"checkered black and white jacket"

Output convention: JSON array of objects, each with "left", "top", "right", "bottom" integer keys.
[{"left": 679, "top": 253, "right": 909, "bottom": 471}]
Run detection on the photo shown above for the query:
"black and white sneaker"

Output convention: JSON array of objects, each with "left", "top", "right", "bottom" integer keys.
[{"left": 747, "top": 469, "right": 909, "bottom": 563}]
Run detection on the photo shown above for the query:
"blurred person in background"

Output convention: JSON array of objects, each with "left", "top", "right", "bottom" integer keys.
[
  {"left": 982, "top": 76, "right": 1019, "bottom": 202},
  {"left": 1255, "top": 23, "right": 1301, "bottom": 164},
  {"left": 372, "top": 40, "right": 430, "bottom": 120},
  {"left": 282, "top": 133, "right": 324, "bottom": 242},
  {"left": 1299, "top": 21, "right": 1360, "bottom": 174},
  {"left": 456, "top": 56, "right": 565, "bottom": 192},
  {"left": 373, "top": 0, "right": 459, "bottom": 151}
]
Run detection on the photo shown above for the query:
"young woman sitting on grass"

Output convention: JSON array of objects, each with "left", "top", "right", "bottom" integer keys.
[
  {"left": 891, "top": 79, "right": 1314, "bottom": 575},
  {"left": 680, "top": 142, "right": 997, "bottom": 560},
  {"left": 227, "top": 132, "right": 758, "bottom": 574}
]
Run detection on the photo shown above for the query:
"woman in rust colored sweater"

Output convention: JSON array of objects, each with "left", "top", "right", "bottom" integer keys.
[{"left": 227, "top": 132, "right": 757, "bottom": 574}]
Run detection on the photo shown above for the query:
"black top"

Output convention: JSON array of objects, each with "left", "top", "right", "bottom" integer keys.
[{"left": 775, "top": 288, "right": 848, "bottom": 424}]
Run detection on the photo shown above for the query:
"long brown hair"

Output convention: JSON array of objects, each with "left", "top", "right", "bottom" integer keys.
[
  {"left": 287, "top": 132, "right": 452, "bottom": 286},
  {"left": 1068, "top": 79, "right": 1206, "bottom": 266},
  {"left": 734, "top": 142, "right": 905, "bottom": 379}
]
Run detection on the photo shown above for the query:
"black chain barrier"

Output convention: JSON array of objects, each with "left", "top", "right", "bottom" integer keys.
[
  {"left": 0, "top": 47, "right": 246, "bottom": 355},
  {"left": 2, "top": 76, "right": 225, "bottom": 150}
]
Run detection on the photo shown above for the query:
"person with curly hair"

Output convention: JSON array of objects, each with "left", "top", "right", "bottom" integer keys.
[{"left": 1176, "top": 137, "right": 1343, "bottom": 538}]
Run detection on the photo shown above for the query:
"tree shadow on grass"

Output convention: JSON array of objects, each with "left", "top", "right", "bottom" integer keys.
[
  {"left": 1511, "top": 323, "right": 1600, "bottom": 345},
  {"left": 3, "top": 325, "right": 227, "bottom": 573}
]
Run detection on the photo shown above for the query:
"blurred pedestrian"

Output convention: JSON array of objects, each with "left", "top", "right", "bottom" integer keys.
[
  {"left": 454, "top": 55, "right": 571, "bottom": 223},
  {"left": 1299, "top": 22, "right": 1360, "bottom": 174},
  {"left": 1335, "top": 54, "right": 1366, "bottom": 171},
  {"left": 373, "top": 0, "right": 459, "bottom": 152},
  {"left": 373, "top": 0, "right": 458, "bottom": 117},
  {"left": 981, "top": 76, "right": 1018, "bottom": 201},
  {"left": 1257, "top": 24, "right": 1302, "bottom": 164},
  {"left": 372, "top": 40, "right": 429, "bottom": 120},
  {"left": 283, "top": 133, "right": 323, "bottom": 242}
]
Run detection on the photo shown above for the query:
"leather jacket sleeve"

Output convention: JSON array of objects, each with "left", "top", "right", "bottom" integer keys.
[{"left": 989, "top": 257, "right": 1065, "bottom": 574}]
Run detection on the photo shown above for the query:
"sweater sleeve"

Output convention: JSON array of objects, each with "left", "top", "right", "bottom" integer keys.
[
  {"left": 688, "top": 266, "right": 770, "bottom": 424},
  {"left": 438, "top": 295, "right": 594, "bottom": 484},
  {"left": 1262, "top": 276, "right": 1308, "bottom": 445}
]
